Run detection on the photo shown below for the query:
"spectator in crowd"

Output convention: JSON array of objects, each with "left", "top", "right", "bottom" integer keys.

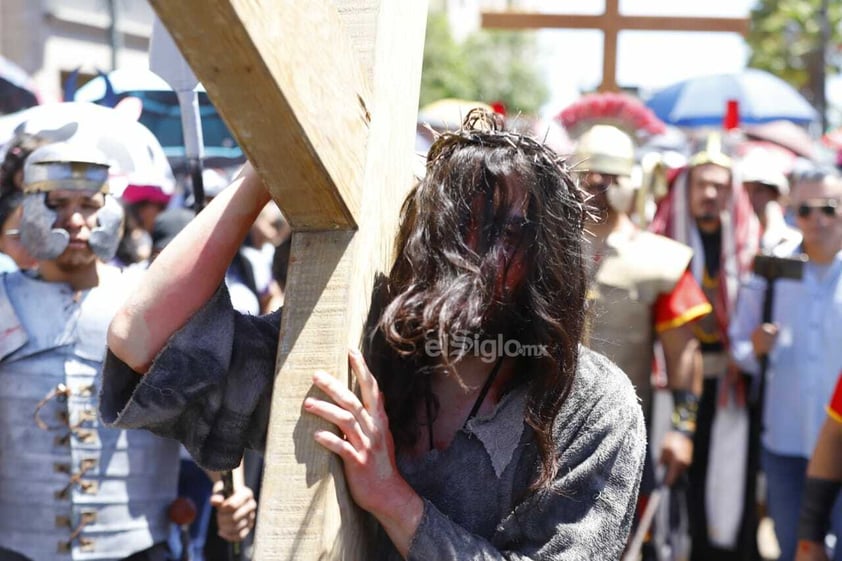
[
  {"left": 731, "top": 168, "right": 842, "bottom": 561},
  {"left": 650, "top": 135, "right": 761, "bottom": 561},
  {"left": 739, "top": 148, "right": 801, "bottom": 255}
]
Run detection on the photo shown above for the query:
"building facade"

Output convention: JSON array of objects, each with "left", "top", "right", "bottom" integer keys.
[{"left": 0, "top": 0, "right": 153, "bottom": 103}]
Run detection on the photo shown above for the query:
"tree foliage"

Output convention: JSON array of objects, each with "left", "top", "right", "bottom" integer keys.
[
  {"left": 747, "top": 0, "right": 842, "bottom": 107},
  {"left": 420, "top": 13, "right": 550, "bottom": 115}
]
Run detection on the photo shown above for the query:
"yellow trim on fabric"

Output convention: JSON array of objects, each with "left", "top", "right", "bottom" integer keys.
[
  {"left": 827, "top": 406, "right": 842, "bottom": 425},
  {"left": 655, "top": 302, "right": 714, "bottom": 333},
  {"left": 693, "top": 330, "right": 721, "bottom": 343}
]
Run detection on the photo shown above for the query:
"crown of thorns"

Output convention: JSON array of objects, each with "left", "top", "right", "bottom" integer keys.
[
  {"left": 422, "top": 108, "right": 593, "bottom": 228},
  {"left": 426, "top": 108, "right": 573, "bottom": 175}
]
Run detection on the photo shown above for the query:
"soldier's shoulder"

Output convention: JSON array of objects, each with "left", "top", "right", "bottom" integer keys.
[{"left": 633, "top": 231, "right": 693, "bottom": 260}]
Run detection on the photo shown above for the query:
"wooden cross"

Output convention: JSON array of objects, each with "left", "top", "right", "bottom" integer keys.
[
  {"left": 481, "top": 0, "right": 749, "bottom": 92},
  {"left": 150, "top": 1, "right": 428, "bottom": 559}
]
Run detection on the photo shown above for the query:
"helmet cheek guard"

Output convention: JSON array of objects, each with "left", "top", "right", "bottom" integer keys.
[
  {"left": 89, "top": 195, "right": 124, "bottom": 261},
  {"left": 606, "top": 178, "right": 635, "bottom": 214},
  {"left": 20, "top": 141, "right": 113, "bottom": 262},
  {"left": 20, "top": 193, "right": 69, "bottom": 260}
]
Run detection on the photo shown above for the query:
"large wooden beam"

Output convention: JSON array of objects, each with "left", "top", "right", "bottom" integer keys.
[
  {"left": 150, "top": 0, "right": 372, "bottom": 231},
  {"left": 480, "top": 13, "right": 750, "bottom": 34},
  {"left": 258, "top": 2, "right": 427, "bottom": 558},
  {"left": 481, "top": 0, "right": 749, "bottom": 92},
  {"left": 152, "top": 1, "right": 428, "bottom": 559}
]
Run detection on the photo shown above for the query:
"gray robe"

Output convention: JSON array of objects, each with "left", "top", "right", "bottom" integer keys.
[{"left": 100, "top": 286, "right": 646, "bottom": 560}]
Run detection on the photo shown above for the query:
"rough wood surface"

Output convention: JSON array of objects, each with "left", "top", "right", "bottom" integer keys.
[
  {"left": 151, "top": 1, "right": 427, "bottom": 559},
  {"left": 150, "top": 0, "right": 372, "bottom": 230}
]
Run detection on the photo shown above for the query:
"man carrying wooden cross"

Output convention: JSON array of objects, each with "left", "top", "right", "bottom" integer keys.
[{"left": 100, "top": 110, "right": 646, "bottom": 560}]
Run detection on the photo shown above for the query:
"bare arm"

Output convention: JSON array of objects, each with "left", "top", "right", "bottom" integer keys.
[
  {"left": 807, "top": 417, "right": 842, "bottom": 481},
  {"left": 658, "top": 323, "right": 701, "bottom": 486},
  {"left": 660, "top": 323, "right": 702, "bottom": 395},
  {"left": 107, "top": 164, "right": 272, "bottom": 373}
]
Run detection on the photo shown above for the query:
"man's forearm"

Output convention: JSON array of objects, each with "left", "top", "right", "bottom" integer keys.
[
  {"left": 108, "top": 165, "right": 271, "bottom": 373},
  {"left": 660, "top": 324, "right": 701, "bottom": 437},
  {"left": 808, "top": 417, "right": 842, "bottom": 481},
  {"left": 660, "top": 323, "right": 702, "bottom": 394}
]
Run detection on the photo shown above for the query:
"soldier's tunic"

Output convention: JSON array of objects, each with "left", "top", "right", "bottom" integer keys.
[
  {"left": 0, "top": 267, "right": 179, "bottom": 561},
  {"left": 586, "top": 229, "right": 711, "bottom": 417}
]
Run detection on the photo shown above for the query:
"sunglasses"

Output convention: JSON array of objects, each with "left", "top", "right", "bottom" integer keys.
[{"left": 797, "top": 200, "right": 838, "bottom": 218}]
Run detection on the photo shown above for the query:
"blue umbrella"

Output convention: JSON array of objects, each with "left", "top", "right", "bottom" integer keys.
[
  {"left": 70, "top": 68, "right": 243, "bottom": 172},
  {"left": 645, "top": 68, "right": 817, "bottom": 128}
]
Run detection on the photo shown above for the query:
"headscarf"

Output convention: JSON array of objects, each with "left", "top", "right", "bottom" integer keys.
[{"left": 650, "top": 158, "right": 759, "bottom": 340}]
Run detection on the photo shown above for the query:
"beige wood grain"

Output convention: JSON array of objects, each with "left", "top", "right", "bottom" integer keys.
[
  {"left": 150, "top": 0, "right": 372, "bottom": 230},
  {"left": 480, "top": 12, "right": 750, "bottom": 33},
  {"left": 152, "top": 1, "right": 427, "bottom": 559},
  {"left": 256, "top": 2, "right": 428, "bottom": 557},
  {"left": 481, "top": 0, "right": 749, "bottom": 92},
  {"left": 335, "top": 0, "right": 380, "bottom": 82},
  {"left": 258, "top": 229, "right": 361, "bottom": 560}
]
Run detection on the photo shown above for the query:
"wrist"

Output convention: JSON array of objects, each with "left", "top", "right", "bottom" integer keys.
[
  {"left": 239, "top": 165, "right": 272, "bottom": 208},
  {"left": 371, "top": 479, "right": 424, "bottom": 525},
  {"left": 370, "top": 482, "right": 425, "bottom": 558},
  {"left": 798, "top": 477, "right": 841, "bottom": 542},
  {"left": 671, "top": 389, "right": 699, "bottom": 437}
]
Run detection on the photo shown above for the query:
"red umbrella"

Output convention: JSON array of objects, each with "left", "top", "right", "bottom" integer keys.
[{"left": 0, "top": 56, "right": 39, "bottom": 115}]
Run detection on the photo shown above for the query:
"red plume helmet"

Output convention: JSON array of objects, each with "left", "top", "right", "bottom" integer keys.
[{"left": 556, "top": 92, "right": 667, "bottom": 142}]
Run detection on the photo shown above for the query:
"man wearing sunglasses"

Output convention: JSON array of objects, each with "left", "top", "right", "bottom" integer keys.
[{"left": 731, "top": 168, "right": 842, "bottom": 561}]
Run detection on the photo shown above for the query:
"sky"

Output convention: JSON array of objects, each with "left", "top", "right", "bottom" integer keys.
[{"left": 530, "top": 0, "right": 842, "bottom": 123}]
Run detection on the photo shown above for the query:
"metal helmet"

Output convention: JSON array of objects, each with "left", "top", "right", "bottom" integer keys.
[
  {"left": 573, "top": 125, "right": 636, "bottom": 213},
  {"left": 20, "top": 141, "right": 124, "bottom": 261},
  {"left": 572, "top": 124, "right": 636, "bottom": 178},
  {"left": 22, "top": 141, "right": 110, "bottom": 195},
  {"left": 688, "top": 133, "right": 733, "bottom": 170}
]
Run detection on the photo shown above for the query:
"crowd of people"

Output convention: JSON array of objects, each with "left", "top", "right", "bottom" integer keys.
[
  {"left": 1, "top": 85, "right": 842, "bottom": 561},
  {"left": 563, "top": 94, "right": 842, "bottom": 561}
]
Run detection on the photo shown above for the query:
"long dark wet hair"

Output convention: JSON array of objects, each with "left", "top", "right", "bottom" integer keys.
[{"left": 370, "top": 109, "right": 590, "bottom": 490}]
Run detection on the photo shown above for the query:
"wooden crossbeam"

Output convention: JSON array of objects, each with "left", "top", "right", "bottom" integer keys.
[
  {"left": 151, "top": 1, "right": 427, "bottom": 559},
  {"left": 151, "top": 0, "right": 373, "bottom": 231},
  {"left": 482, "top": 0, "right": 749, "bottom": 92}
]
